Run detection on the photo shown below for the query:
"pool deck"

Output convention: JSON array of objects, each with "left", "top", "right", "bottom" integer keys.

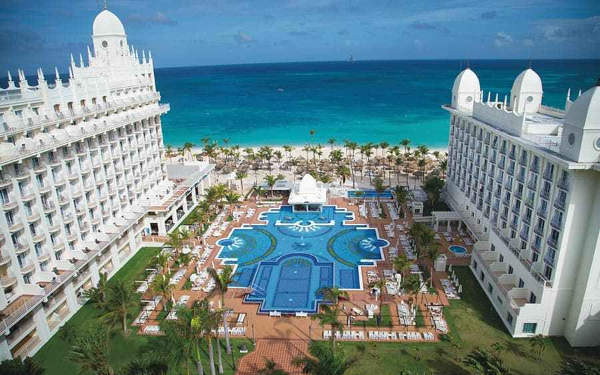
[{"left": 138, "top": 196, "right": 474, "bottom": 350}]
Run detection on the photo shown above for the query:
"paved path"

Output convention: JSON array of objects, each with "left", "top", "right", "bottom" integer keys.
[{"left": 236, "top": 339, "right": 309, "bottom": 375}]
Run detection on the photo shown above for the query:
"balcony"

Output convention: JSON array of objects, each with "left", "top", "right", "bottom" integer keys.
[
  {"left": 524, "top": 196, "right": 534, "bottom": 208},
  {"left": 15, "top": 168, "right": 31, "bottom": 180},
  {"left": 2, "top": 194, "right": 18, "bottom": 210},
  {"left": 557, "top": 176, "right": 570, "bottom": 191},
  {"left": 0, "top": 273, "right": 17, "bottom": 287},
  {"left": 42, "top": 201, "right": 56, "bottom": 213},
  {"left": 0, "top": 249, "right": 11, "bottom": 265},
  {"left": 519, "top": 229, "right": 529, "bottom": 241},
  {"left": 527, "top": 178, "right": 537, "bottom": 190},
  {"left": 550, "top": 215, "right": 563, "bottom": 230},
  {"left": 543, "top": 169, "right": 554, "bottom": 181},
  {"left": 26, "top": 209, "right": 40, "bottom": 222},
  {"left": 537, "top": 206, "right": 547, "bottom": 219},
  {"left": 547, "top": 235, "right": 559, "bottom": 250},
  {"left": 533, "top": 225, "right": 545, "bottom": 237},
  {"left": 53, "top": 173, "right": 66, "bottom": 185},
  {"left": 522, "top": 215, "right": 531, "bottom": 225},
  {"left": 516, "top": 172, "right": 526, "bottom": 183},
  {"left": 554, "top": 197, "right": 566, "bottom": 211},
  {"left": 20, "top": 262, "right": 35, "bottom": 274},
  {"left": 20, "top": 188, "right": 35, "bottom": 201},
  {"left": 540, "top": 189, "right": 551, "bottom": 200},
  {"left": 8, "top": 219, "right": 23, "bottom": 232}
]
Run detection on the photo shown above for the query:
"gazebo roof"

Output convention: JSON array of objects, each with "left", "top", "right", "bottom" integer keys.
[{"left": 288, "top": 174, "right": 327, "bottom": 205}]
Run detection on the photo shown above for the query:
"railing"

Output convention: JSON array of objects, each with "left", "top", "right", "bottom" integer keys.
[
  {"left": 557, "top": 176, "right": 570, "bottom": 191},
  {"left": 491, "top": 226, "right": 552, "bottom": 287},
  {"left": 0, "top": 92, "right": 161, "bottom": 137},
  {"left": 0, "top": 104, "right": 169, "bottom": 165}
]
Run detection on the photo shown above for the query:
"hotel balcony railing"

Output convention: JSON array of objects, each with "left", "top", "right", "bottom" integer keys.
[
  {"left": 540, "top": 189, "right": 551, "bottom": 200},
  {"left": 514, "top": 189, "right": 523, "bottom": 199},
  {"left": 543, "top": 253, "right": 555, "bottom": 268},
  {"left": 1, "top": 193, "right": 18, "bottom": 209},
  {"left": 530, "top": 162, "right": 540, "bottom": 173},
  {"left": 522, "top": 215, "right": 531, "bottom": 225},
  {"left": 511, "top": 204, "right": 521, "bottom": 215},
  {"left": 527, "top": 178, "right": 538, "bottom": 190},
  {"left": 547, "top": 235, "right": 559, "bottom": 250},
  {"left": 519, "top": 157, "right": 528, "bottom": 166},
  {"left": 504, "top": 181, "right": 513, "bottom": 191},
  {"left": 508, "top": 151, "right": 516, "bottom": 160},
  {"left": 554, "top": 197, "right": 566, "bottom": 211},
  {"left": 531, "top": 241, "right": 542, "bottom": 254},
  {"left": 533, "top": 225, "right": 545, "bottom": 237},
  {"left": 0, "top": 92, "right": 161, "bottom": 137},
  {"left": 537, "top": 206, "right": 547, "bottom": 219},
  {"left": 543, "top": 169, "right": 554, "bottom": 181},
  {"left": 516, "top": 172, "right": 526, "bottom": 183},
  {"left": 519, "top": 229, "right": 529, "bottom": 241},
  {"left": 524, "top": 196, "right": 534, "bottom": 208},
  {"left": 557, "top": 176, "right": 570, "bottom": 191},
  {"left": 491, "top": 226, "right": 552, "bottom": 287},
  {"left": 509, "top": 220, "right": 519, "bottom": 230},
  {"left": 0, "top": 104, "right": 169, "bottom": 165},
  {"left": 8, "top": 219, "right": 23, "bottom": 232},
  {"left": 550, "top": 216, "right": 563, "bottom": 230}
]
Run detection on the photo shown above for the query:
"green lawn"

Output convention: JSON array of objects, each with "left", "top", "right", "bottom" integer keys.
[
  {"left": 338, "top": 266, "right": 600, "bottom": 375},
  {"left": 34, "top": 247, "right": 254, "bottom": 375}
]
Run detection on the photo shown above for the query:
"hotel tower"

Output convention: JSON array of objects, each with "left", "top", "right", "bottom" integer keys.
[
  {"left": 444, "top": 67, "right": 600, "bottom": 346},
  {"left": 0, "top": 10, "right": 212, "bottom": 359}
]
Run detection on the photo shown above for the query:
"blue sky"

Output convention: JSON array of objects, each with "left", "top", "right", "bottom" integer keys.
[{"left": 1, "top": 0, "right": 599, "bottom": 73}]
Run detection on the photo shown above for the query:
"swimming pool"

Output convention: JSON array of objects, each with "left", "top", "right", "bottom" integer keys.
[
  {"left": 216, "top": 205, "right": 388, "bottom": 314},
  {"left": 347, "top": 190, "right": 393, "bottom": 199},
  {"left": 449, "top": 245, "right": 467, "bottom": 254}
]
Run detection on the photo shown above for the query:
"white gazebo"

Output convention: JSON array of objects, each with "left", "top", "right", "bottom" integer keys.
[{"left": 288, "top": 174, "right": 327, "bottom": 212}]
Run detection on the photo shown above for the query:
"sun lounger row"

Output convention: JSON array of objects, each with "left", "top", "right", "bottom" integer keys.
[
  {"left": 385, "top": 203, "right": 400, "bottom": 220},
  {"left": 216, "top": 327, "right": 246, "bottom": 336},
  {"left": 441, "top": 278, "right": 460, "bottom": 299},
  {"left": 169, "top": 269, "right": 186, "bottom": 285},
  {"left": 323, "top": 330, "right": 435, "bottom": 341},
  {"left": 143, "top": 325, "right": 162, "bottom": 335}
]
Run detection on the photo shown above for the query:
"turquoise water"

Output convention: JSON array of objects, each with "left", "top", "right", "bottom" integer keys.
[
  {"left": 216, "top": 205, "right": 388, "bottom": 314},
  {"left": 449, "top": 245, "right": 467, "bottom": 254},
  {"left": 155, "top": 59, "right": 600, "bottom": 148},
  {"left": 348, "top": 190, "right": 393, "bottom": 199}
]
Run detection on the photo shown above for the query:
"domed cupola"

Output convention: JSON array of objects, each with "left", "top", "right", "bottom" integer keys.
[
  {"left": 560, "top": 81, "right": 600, "bottom": 163},
  {"left": 451, "top": 68, "right": 481, "bottom": 113},
  {"left": 92, "top": 9, "right": 128, "bottom": 59},
  {"left": 510, "top": 68, "right": 543, "bottom": 114}
]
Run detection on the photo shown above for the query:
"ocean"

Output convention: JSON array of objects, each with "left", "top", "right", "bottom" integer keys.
[{"left": 123, "top": 60, "right": 600, "bottom": 148}]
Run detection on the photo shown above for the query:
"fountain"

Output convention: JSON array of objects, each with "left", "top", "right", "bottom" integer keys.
[{"left": 292, "top": 235, "right": 311, "bottom": 251}]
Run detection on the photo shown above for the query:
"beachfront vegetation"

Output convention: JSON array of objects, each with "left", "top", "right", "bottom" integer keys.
[{"left": 33, "top": 247, "right": 253, "bottom": 375}]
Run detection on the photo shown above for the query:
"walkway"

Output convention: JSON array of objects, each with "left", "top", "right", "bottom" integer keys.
[{"left": 236, "top": 339, "right": 309, "bottom": 375}]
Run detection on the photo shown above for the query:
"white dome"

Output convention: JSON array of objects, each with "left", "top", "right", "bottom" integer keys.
[
  {"left": 511, "top": 69, "right": 542, "bottom": 94},
  {"left": 298, "top": 174, "right": 318, "bottom": 194},
  {"left": 93, "top": 10, "right": 125, "bottom": 36},
  {"left": 565, "top": 85, "right": 600, "bottom": 130},
  {"left": 452, "top": 68, "right": 480, "bottom": 94}
]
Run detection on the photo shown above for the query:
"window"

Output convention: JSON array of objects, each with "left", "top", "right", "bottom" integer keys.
[
  {"left": 507, "top": 312, "right": 513, "bottom": 325},
  {"left": 499, "top": 254, "right": 504, "bottom": 263},
  {"left": 488, "top": 283, "right": 494, "bottom": 294},
  {"left": 518, "top": 278, "right": 525, "bottom": 288},
  {"left": 480, "top": 271, "right": 485, "bottom": 282},
  {"left": 529, "top": 292, "right": 537, "bottom": 304},
  {"left": 523, "top": 323, "right": 537, "bottom": 334},
  {"left": 508, "top": 265, "right": 513, "bottom": 274},
  {"left": 473, "top": 260, "right": 478, "bottom": 270},
  {"left": 496, "top": 296, "right": 503, "bottom": 305},
  {"left": 544, "top": 265, "right": 553, "bottom": 280}
]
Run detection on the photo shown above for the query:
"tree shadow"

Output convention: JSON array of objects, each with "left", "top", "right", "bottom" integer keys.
[{"left": 426, "top": 357, "right": 470, "bottom": 375}]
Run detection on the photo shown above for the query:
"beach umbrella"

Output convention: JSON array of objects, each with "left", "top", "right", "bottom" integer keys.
[
  {"left": 448, "top": 264, "right": 453, "bottom": 273},
  {"left": 458, "top": 284, "right": 463, "bottom": 294},
  {"left": 452, "top": 270, "right": 456, "bottom": 279}
]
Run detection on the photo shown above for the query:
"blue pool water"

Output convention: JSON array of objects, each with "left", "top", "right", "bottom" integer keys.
[
  {"left": 449, "top": 245, "right": 467, "bottom": 254},
  {"left": 216, "top": 205, "right": 388, "bottom": 314},
  {"left": 347, "top": 190, "right": 393, "bottom": 199}
]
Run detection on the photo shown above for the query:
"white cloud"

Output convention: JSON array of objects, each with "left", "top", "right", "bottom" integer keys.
[{"left": 494, "top": 32, "right": 513, "bottom": 48}]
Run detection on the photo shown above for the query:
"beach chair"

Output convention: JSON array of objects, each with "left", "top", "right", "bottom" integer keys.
[{"left": 236, "top": 313, "right": 246, "bottom": 325}]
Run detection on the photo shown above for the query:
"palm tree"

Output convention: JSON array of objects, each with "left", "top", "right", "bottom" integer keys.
[
  {"left": 529, "top": 335, "right": 546, "bottom": 362},
  {"left": 183, "top": 142, "right": 195, "bottom": 161},
  {"left": 318, "top": 287, "right": 349, "bottom": 306},
  {"left": 559, "top": 358, "right": 600, "bottom": 375},
  {"left": 368, "top": 278, "right": 387, "bottom": 317},
  {"left": 394, "top": 185, "right": 407, "bottom": 211},
  {"left": 379, "top": 141, "right": 389, "bottom": 158},
  {"left": 309, "top": 129, "right": 316, "bottom": 145},
  {"left": 311, "top": 305, "right": 342, "bottom": 352},
  {"left": 274, "top": 150, "right": 283, "bottom": 169},
  {"left": 372, "top": 178, "right": 386, "bottom": 210},
  {"left": 165, "top": 230, "right": 187, "bottom": 258},
  {"left": 151, "top": 274, "right": 173, "bottom": 311},
  {"left": 70, "top": 327, "right": 114, "bottom": 375},
  {"left": 490, "top": 342, "right": 506, "bottom": 358},
  {"left": 327, "top": 138, "right": 336, "bottom": 150},
  {"left": 292, "top": 343, "right": 357, "bottom": 375},
  {"left": 166, "top": 144, "right": 174, "bottom": 164},
  {"left": 439, "top": 159, "right": 448, "bottom": 178},
  {"left": 101, "top": 280, "right": 136, "bottom": 334},
  {"left": 192, "top": 300, "right": 221, "bottom": 375},
  {"left": 393, "top": 253, "right": 410, "bottom": 277},
  {"left": 400, "top": 139, "right": 411, "bottom": 156},
  {"left": 336, "top": 166, "right": 350, "bottom": 186},
  {"left": 224, "top": 191, "right": 241, "bottom": 217},
  {"left": 0, "top": 357, "right": 45, "bottom": 375},
  {"left": 155, "top": 252, "right": 170, "bottom": 274},
  {"left": 160, "top": 306, "right": 197, "bottom": 375},
  {"left": 264, "top": 174, "right": 282, "bottom": 198},
  {"left": 83, "top": 272, "right": 108, "bottom": 307},
  {"left": 463, "top": 349, "right": 510, "bottom": 375},
  {"left": 283, "top": 145, "right": 293, "bottom": 161},
  {"left": 425, "top": 244, "right": 440, "bottom": 288},
  {"left": 206, "top": 266, "right": 235, "bottom": 354}
]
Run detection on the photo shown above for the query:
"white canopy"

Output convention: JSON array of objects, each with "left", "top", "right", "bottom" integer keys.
[{"left": 288, "top": 174, "right": 327, "bottom": 205}]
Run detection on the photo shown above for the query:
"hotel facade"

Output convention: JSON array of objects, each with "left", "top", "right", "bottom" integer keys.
[
  {"left": 0, "top": 10, "right": 213, "bottom": 359},
  {"left": 443, "top": 67, "right": 600, "bottom": 346}
]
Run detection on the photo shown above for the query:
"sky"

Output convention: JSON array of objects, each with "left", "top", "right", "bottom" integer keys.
[{"left": 0, "top": 0, "right": 599, "bottom": 73}]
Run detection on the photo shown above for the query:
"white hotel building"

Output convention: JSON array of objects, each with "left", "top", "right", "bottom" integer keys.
[
  {"left": 0, "top": 10, "right": 212, "bottom": 359},
  {"left": 443, "top": 67, "right": 600, "bottom": 346}
]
